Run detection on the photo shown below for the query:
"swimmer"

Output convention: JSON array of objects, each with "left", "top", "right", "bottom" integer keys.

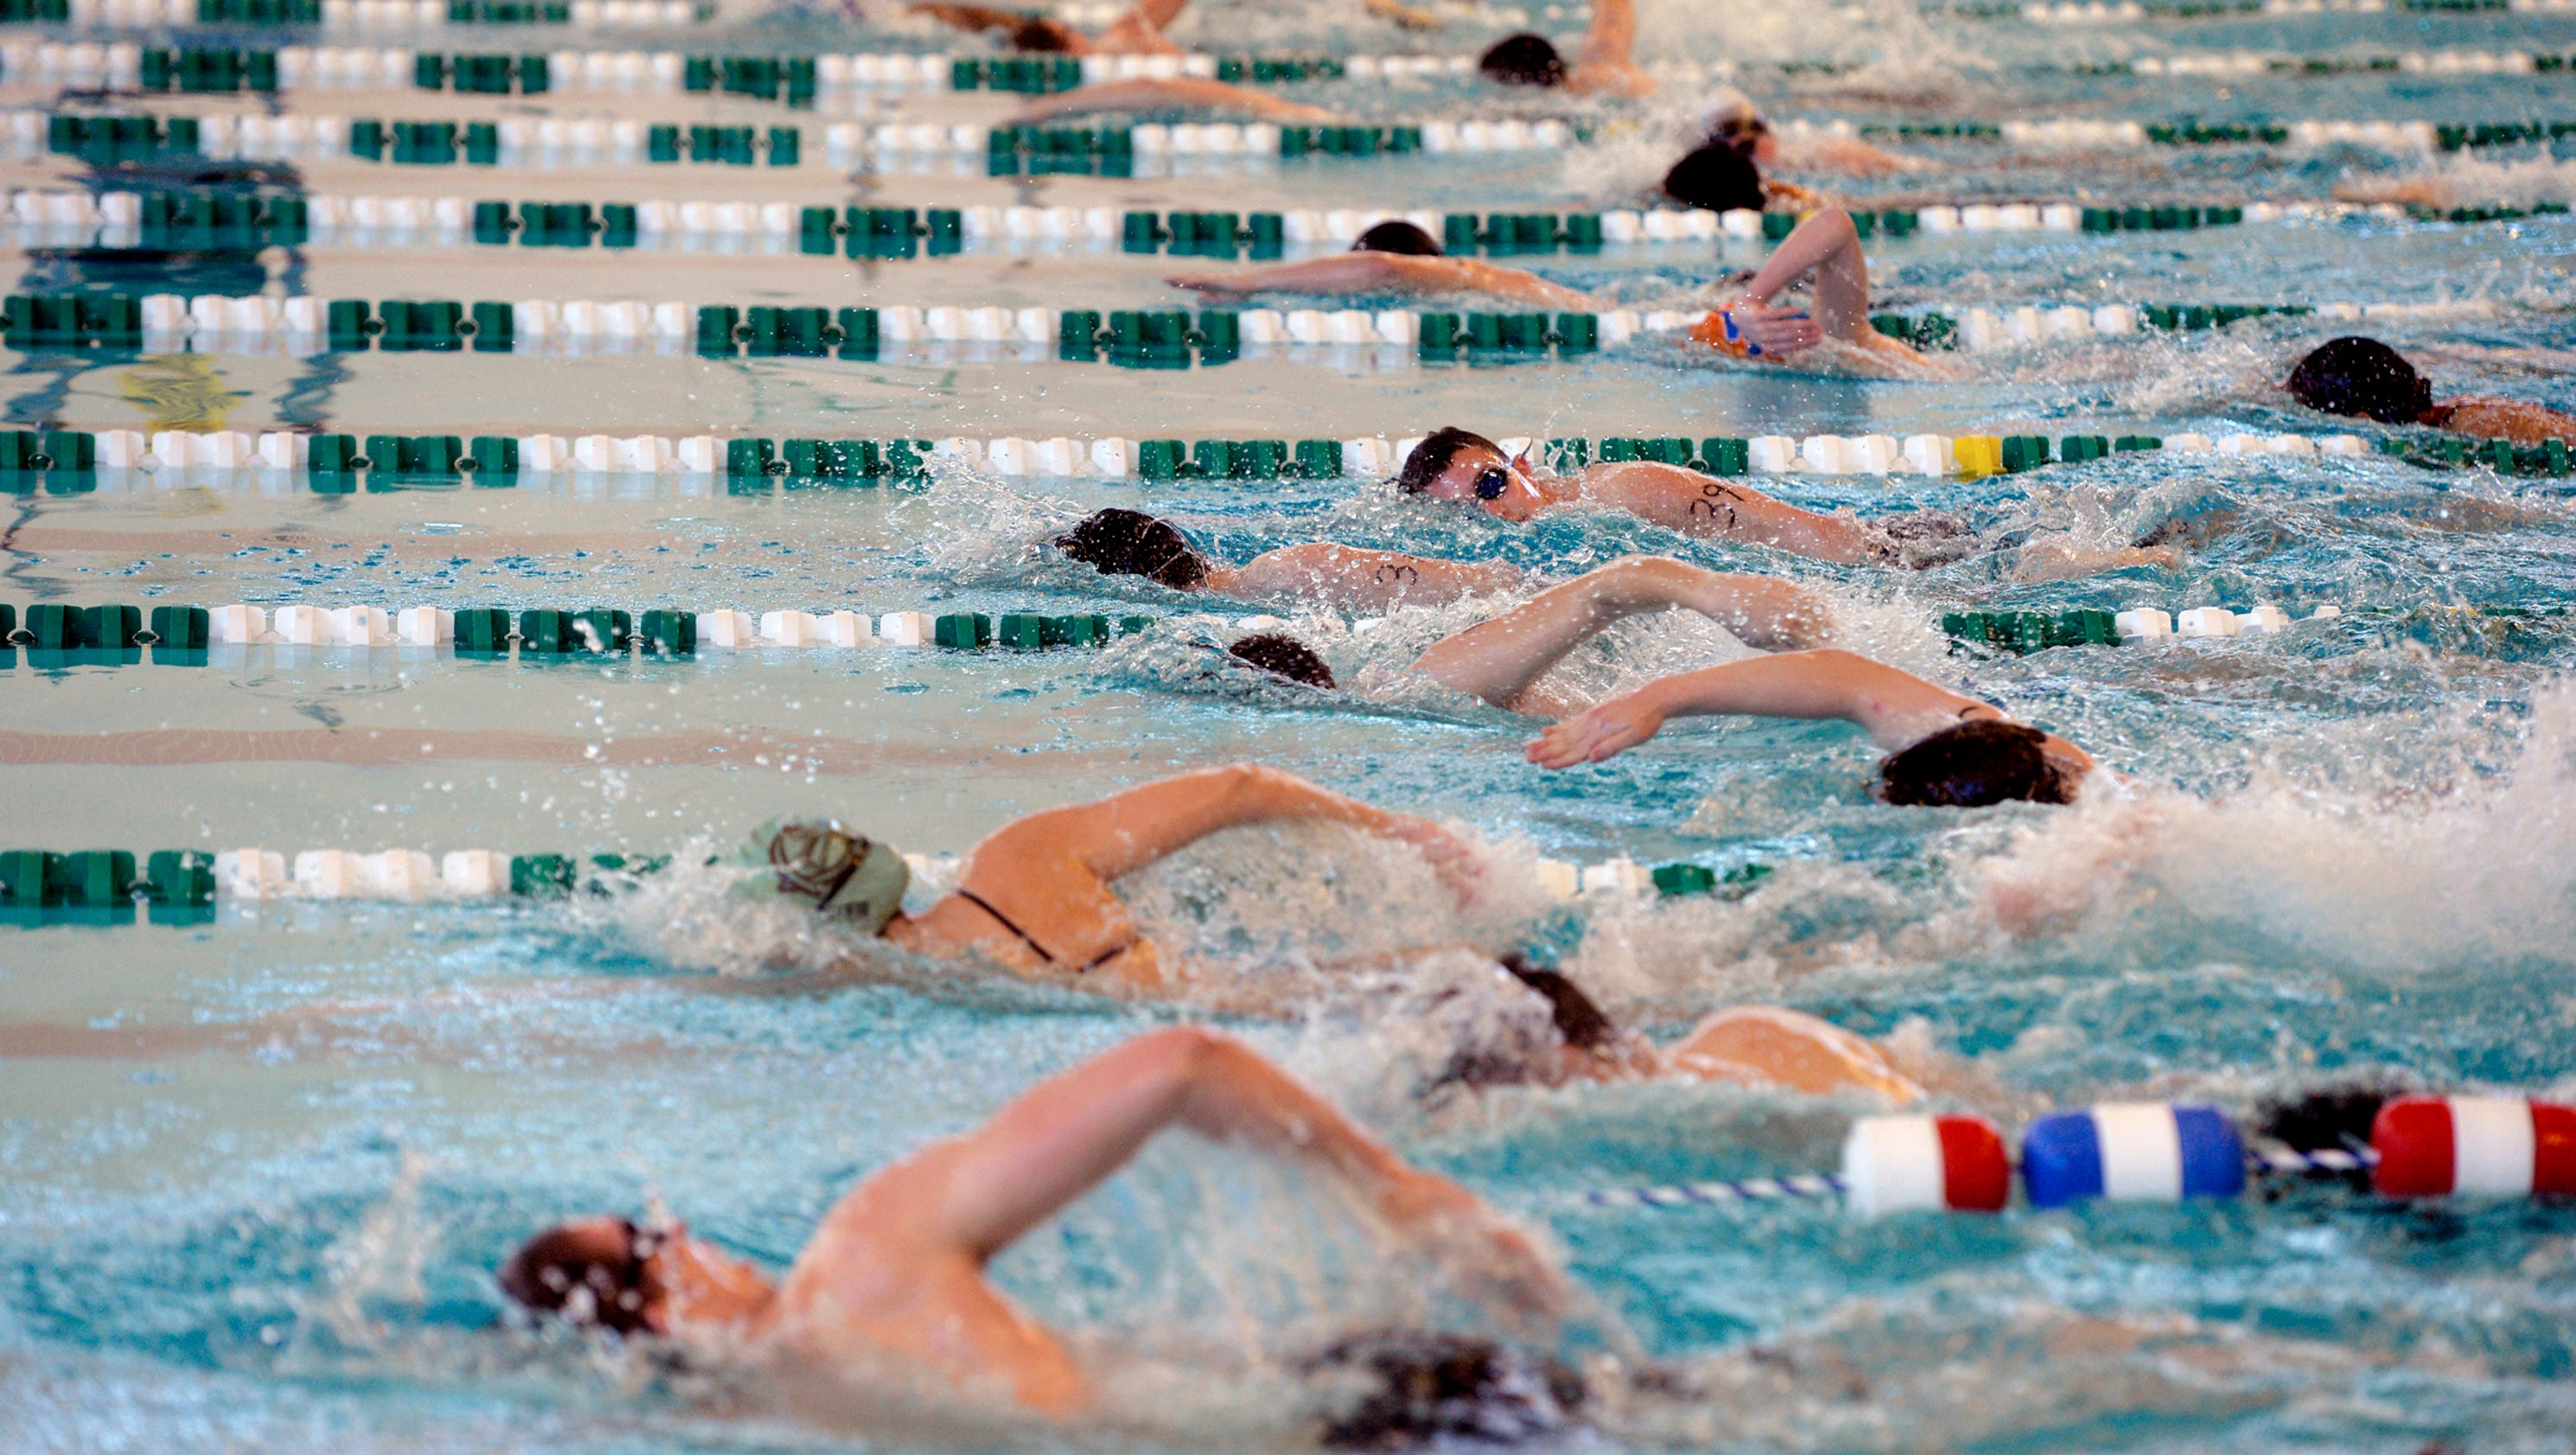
[
  {"left": 2287, "top": 335, "right": 2576, "bottom": 444},
  {"left": 1161, "top": 220, "right": 1601, "bottom": 310},
  {"left": 1691, "top": 92, "right": 1910, "bottom": 183},
  {"left": 1396, "top": 434, "right": 2178, "bottom": 578},
  {"left": 1394, "top": 425, "right": 1978, "bottom": 565},
  {"left": 1426, "top": 956, "right": 1966, "bottom": 1107},
  {"left": 498, "top": 1026, "right": 1574, "bottom": 1426},
  {"left": 1000, "top": 72, "right": 1334, "bottom": 124},
  {"left": 1397, "top": 557, "right": 2091, "bottom": 805},
  {"left": 1685, "top": 207, "right": 1953, "bottom": 373},
  {"left": 1661, "top": 131, "right": 1816, "bottom": 214},
  {"left": 1056, "top": 506, "right": 1526, "bottom": 609},
  {"left": 908, "top": 0, "right": 1179, "bottom": 54},
  {"left": 1519, "top": 641, "right": 2093, "bottom": 806},
  {"left": 1476, "top": 0, "right": 1652, "bottom": 98},
  {"left": 749, "top": 763, "right": 1484, "bottom": 994}
]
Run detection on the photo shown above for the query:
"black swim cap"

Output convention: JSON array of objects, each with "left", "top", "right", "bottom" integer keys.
[
  {"left": 1226, "top": 632, "right": 1334, "bottom": 689},
  {"left": 1054, "top": 508, "right": 1213, "bottom": 590},
  {"left": 2285, "top": 336, "right": 2432, "bottom": 424},
  {"left": 1303, "top": 1331, "right": 1585, "bottom": 1450},
  {"left": 1661, "top": 143, "right": 1765, "bottom": 214},
  {"left": 1477, "top": 32, "right": 1565, "bottom": 86},
  {"left": 1353, "top": 220, "right": 1443, "bottom": 257},
  {"left": 1877, "top": 718, "right": 2080, "bottom": 808}
]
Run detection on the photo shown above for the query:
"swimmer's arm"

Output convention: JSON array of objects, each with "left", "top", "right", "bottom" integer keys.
[
  {"left": 1164, "top": 252, "right": 1460, "bottom": 299},
  {"left": 1579, "top": 463, "right": 1886, "bottom": 563},
  {"left": 1525, "top": 648, "right": 1978, "bottom": 767},
  {"left": 1025, "top": 764, "right": 1483, "bottom": 903},
  {"left": 1414, "top": 556, "right": 1831, "bottom": 709},
  {"left": 850, "top": 1029, "right": 1562, "bottom": 1320},
  {"left": 1783, "top": 135, "right": 1911, "bottom": 176},
  {"left": 1213, "top": 543, "right": 1524, "bottom": 608},
  {"left": 2430, "top": 396, "right": 2576, "bottom": 444},
  {"left": 1564, "top": 0, "right": 1652, "bottom": 96},
  {"left": 1164, "top": 252, "right": 1595, "bottom": 308},
  {"left": 1004, "top": 78, "right": 1333, "bottom": 123}
]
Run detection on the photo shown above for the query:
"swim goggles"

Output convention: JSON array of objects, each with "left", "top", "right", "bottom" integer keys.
[{"left": 1473, "top": 465, "right": 1512, "bottom": 500}]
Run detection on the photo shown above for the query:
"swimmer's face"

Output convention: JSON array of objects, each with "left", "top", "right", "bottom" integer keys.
[{"left": 1418, "top": 444, "right": 1546, "bottom": 522}]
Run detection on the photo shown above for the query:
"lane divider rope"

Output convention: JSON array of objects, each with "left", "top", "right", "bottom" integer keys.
[{"left": 10, "top": 425, "right": 2564, "bottom": 487}]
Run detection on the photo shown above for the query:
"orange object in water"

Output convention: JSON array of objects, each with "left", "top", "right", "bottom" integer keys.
[{"left": 1688, "top": 309, "right": 1764, "bottom": 360}]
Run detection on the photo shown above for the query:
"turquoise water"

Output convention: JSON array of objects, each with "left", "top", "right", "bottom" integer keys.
[{"left": 6, "top": 1, "right": 2576, "bottom": 1450}]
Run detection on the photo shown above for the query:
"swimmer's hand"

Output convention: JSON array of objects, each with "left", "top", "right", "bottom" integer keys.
[
  {"left": 1381, "top": 813, "right": 1488, "bottom": 907},
  {"left": 1723, "top": 298, "right": 1822, "bottom": 358},
  {"left": 1162, "top": 271, "right": 1251, "bottom": 298},
  {"left": 1526, "top": 691, "right": 1668, "bottom": 769},
  {"left": 1379, "top": 1170, "right": 1569, "bottom": 1333}
]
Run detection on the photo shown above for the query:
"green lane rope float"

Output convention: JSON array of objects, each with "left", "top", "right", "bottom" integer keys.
[
  {"left": 0, "top": 839, "right": 1763, "bottom": 920},
  {"left": 8, "top": 0, "right": 709, "bottom": 26},
  {"left": 1958, "top": 0, "right": 2541, "bottom": 19},
  {"left": 10, "top": 423, "right": 2564, "bottom": 497},
  {"left": 1843, "top": 117, "right": 2574, "bottom": 152},
  {"left": 0, "top": 287, "right": 2490, "bottom": 370},
  {"left": 0, "top": 600, "right": 1160, "bottom": 658},
  {"left": 3, "top": 112, "right": 1564, "bottom": 169},
  {"left": 24, "top": 188, "right": 2554, "bottom": 264}
]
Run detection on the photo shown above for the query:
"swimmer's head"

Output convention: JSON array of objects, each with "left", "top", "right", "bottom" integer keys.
[
  {"left": 1660, "top": 143, "right": 1765, "bottom": 214},
  {"left": 1055, "top": 507, "right": 1215, "bottom": 590},
  {"left": 1476, "top": 32, "right": 1566, "bottom": 87},
  {"left": 1710, "top": 109, "right": 1772, "bottom": 164},
  {"left": 759, "top": 819, "right": 911, "bottom": 935},
  {"left": 1301, "top": 1330, "right": 1585, "bottom": 1450},
  {"left": 1352, "top": 220, "right": 1443, "bottom": 256},
  {"left": 498, "top": 1216, "right": 665, "bottom": 1336},
  {"left": 2285, "top": 336, "right": 2432, "bottom": 425},
  {"left": 1396, "top": 427, "right": 1547, "bottom": 522},
  {"left": 1227, "top": 632, "right": 1336, "bottom": 689},
  {"left": 1876, "top": 718, "right": 2082, "bottom": 808},
  {"left": 1007, "top": 16, "right": 1078, "bottom": 50},
  {"left": 1424, "top": 956, "right": 1623, "bottom": 1093}
]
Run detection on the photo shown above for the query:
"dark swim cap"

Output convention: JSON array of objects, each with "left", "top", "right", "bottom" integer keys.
[
  {"left": 1353, "top": 220, "right": 1443, "bottom": 256},
  {"left": 1304, "top": 1331, "right": 1585, "bottom": 1450},
  {"left": 1877, "top": 718, "right": 2080, "bottom": 807},
  {"left": 1477, "top": 32, "right": 1565, "bottom": 86},
  {"left": 2285, "top": 336, "right": 2432, "bottom": 424},
  {"left": 1226, "top": 633, "right": 1334, "bottom": 688},
  {"left": 1055, "top": 508, "right": 1213, "bottom": 590},
  {"left": 1661, "top": 143, "right": 1765, "bottom": 213}
]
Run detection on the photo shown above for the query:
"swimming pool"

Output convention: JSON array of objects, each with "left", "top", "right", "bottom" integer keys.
[{"left": 4, "top": 0, "right": 2576, "bottom": 1449}]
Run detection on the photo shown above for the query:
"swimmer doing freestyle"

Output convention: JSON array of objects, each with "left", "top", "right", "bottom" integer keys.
[
  {"left": 1163, "top": 220, "right": 1602, "bottom": 310},
  {"left": 1397, "top": 424, "right": 2186, "bottom": 579},
  {"left": 1402, "top": 556, "right": 2094, "bottom": 806},
  {"left": 2286, "top": 335, "right": 2576, "bottom": 444},
  {"left": 734, "top": 750, "right": 1984, "bottom": 1098},
  {"left": 496, "top": 1025, "right": 1581, "bottom": 1438},
  {"left": 999, "top": 0, "right": 1652, "bottom": 122}
]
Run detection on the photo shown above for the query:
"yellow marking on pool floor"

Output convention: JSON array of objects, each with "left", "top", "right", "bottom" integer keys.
[{"left": 117, "top": 354, "right": 250, "bottom": 431}]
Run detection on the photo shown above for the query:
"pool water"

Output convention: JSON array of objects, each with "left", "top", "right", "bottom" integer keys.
[{"left": 5, "top": 1, "right": 2576, "bottom": 1451}]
